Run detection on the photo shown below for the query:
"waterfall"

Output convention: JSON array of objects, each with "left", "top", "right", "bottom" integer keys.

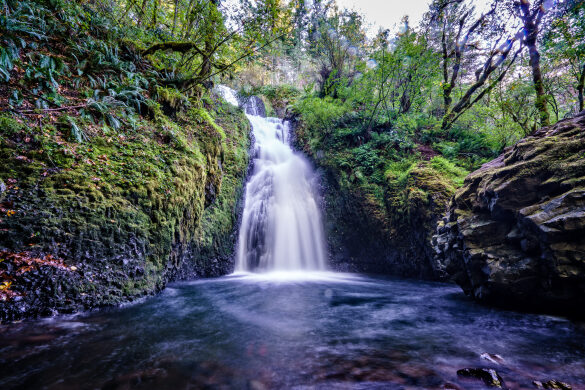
[{"left": 216, "top": 86, "right": 327, "bottom": 272}]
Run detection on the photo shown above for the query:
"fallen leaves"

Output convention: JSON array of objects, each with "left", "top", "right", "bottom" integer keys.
[
  {"left": 0, "top": 281, "right": 12, "bottom": 290},
  {"left": 14, "top": 155, "right": 33, "bottom": 164},
  {"left": 0, "top": 251, "right": 70, "bottom": 271},
  {"left": 0, "top": 250, "right": 72, "bottom": 301},
  {"left": 0, "top": 202, "right": 17, "bottom": 217}
]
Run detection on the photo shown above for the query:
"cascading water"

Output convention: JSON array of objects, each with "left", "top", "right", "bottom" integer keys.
[{"left": 216, "top": 86, "right": 327, "bottom": 272}]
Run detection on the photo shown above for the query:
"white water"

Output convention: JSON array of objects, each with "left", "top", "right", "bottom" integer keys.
[{"left": 216, "top": 86, "right": 327, "bottom": 272}]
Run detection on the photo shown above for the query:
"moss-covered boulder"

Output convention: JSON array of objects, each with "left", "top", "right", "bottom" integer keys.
[
  {"left": 0, "top": 99, "right": 250, "bottom": 322},
  {"left": 433, "top": 111, "right": 585, "bottom": 316}
]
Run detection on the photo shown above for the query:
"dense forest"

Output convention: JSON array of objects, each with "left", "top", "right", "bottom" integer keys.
[
  {"left": 0, "top": 0, "right": 583, "bottom": 310},
  {"left": 1, "top": 0, "right": 585, "bottom": 388}
]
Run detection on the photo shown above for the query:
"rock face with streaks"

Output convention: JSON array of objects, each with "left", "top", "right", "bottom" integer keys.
[{"left": 433, "top": 111, "right": 585, "bottom": 316}]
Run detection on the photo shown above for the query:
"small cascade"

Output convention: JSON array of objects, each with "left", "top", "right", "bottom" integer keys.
[
  {"left": 241, "top": 96, "right": 266, "bottom": 117},
  {"left": 216, "top": 85, "right": 327, "bottom": 272},
  {"left": 215, "top": 85, "right": 240, "bottom": 107}
]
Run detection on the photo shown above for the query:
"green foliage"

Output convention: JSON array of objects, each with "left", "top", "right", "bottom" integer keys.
[
  {"left": 351, "top": 144, "right": 381, "bottom": 177},
  {"left": 543, "top": 1, "right": 585, "bottom": 114},
  {"left": 0, "top": 0, "right": 48, "bottom": 81},
  {"left": 429, "top": 156, "right": 468, "bottom": 187},
  {"left": 293, "top": 97, "right": 350, "bottom": 135},
  {"left": 256, "top": 84, "right": 300, "bottom": 103},
  {"left": 307, "top": 7, "right": 367, "bottom": 97},
  {"left": 0, "top": 114, "right": 25, "bottom": 137},
  {"left": 155, "top": 86, "right": 190, "bottom": 113}
]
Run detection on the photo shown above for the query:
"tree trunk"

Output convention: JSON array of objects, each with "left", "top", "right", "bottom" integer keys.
[
  {"left": 172, "top": 0, "right": 179, "bottom": 35},
  {"left": 519, "top": 0, "right": 550, "bottom": 127},
  {"left": 143, "top": 41, "right": 203, "bottom": 56},
  {"left": 441, "top": 24, "right": 452, "bottom": 115},
  {"left": 527, "top": 40, "right": 550, "bottom": 126},
  {"left": 578, "top": 63, "right": 585, "bottom": 112},
  {"left": 399, "top": 74, "right": 412, "bottom": 114}
]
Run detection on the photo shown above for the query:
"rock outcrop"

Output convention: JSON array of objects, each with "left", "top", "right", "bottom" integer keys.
[
  {"left": 433, "top": 111, "right": 585, "bottom": 316},
  {"left": 0, "top": 99, "right": 250, "bottom": 322}
]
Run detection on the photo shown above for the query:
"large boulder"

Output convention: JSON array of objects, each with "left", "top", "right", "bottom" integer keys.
[{"left": 433, "top": 111, "right": 585, "bottom": 316}]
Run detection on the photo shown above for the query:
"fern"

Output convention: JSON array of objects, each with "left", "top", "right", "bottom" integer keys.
[
  {"left": 0, "top": 0, "right": 48, "bottom": 81},
  {"left": 62, "top": 115, "right": 88, "bottom": 143}
]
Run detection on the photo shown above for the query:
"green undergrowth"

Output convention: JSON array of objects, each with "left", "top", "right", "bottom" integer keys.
[
  {"left": 0, "top": 0, "right": 252, "bottom": 319},
  {"left": 291, "top": 95, "right": 482, "bottom": 238}
]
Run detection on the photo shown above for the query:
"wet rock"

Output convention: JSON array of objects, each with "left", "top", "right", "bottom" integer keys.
[
  {"left": 533, "top": 380, "right": 572, "bottom": 389},
  {"left": 242, "top": 95, "right": 266, "bottom": 117},
  {"left": 433, "top": 111, "right": 585, "bottom": 317},
  {"left": 457, "top": 368, "right": 505, "bottom": 388}
]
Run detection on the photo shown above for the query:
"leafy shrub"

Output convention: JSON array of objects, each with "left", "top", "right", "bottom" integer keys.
[
  {"left": 0, "top": 0, "right": 48, "bottom": 81},
  {"left": 429, "top": 156, "right": 468, "bottom": 186},
  {"left": 434, "top": 141, "right": 460, "bottom": 160},
  {"left": 294, "top": 97, "right": 350, "bottom": 136},
  {"left": 352, "top": 144, "right": 381, "bottom": 176}
]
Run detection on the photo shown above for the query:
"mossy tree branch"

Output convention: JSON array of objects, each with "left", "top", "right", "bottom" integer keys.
[{"left": 142, "top": 41, "right": 204, "bottom": 56}]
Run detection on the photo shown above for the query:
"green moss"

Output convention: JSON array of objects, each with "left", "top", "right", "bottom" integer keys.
[
  {"left": 190, "top": 101, "right": 251, "bottom": 262},
  {"left": 0, "top": 114, "right": 26, "bottom": 137},
  {"left": 188, "top": 107, "right": 226, "bottom": 141},
  {"left": 155, "top": 86, "right": 190, "bottom": 112},
  {"left": 429, "top": 156, "right": 468, "bottom": 187},
  {"left": 0, "top": 96, "right": 251, "bottom": 317}
]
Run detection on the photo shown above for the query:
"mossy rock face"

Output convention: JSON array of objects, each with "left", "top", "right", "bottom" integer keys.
[
  {"left": 433, "top": 111, "right": 585, "bottom": 317},
  {"left": 289, "top": 116, "right": 461, "bottom": 279},
  {"left": 0, "top": 100, "right": 250, "bottom": 322}
]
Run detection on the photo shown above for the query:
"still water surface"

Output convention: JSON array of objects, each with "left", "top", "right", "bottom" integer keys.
[{"left": 1, "top": 272, "right": 585, "bottom": 389}]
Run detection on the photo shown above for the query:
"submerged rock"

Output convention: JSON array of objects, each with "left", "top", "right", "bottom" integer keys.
[
  {"left": 433, "top": 111, "right": 585, "bottom": 316},
  {"left": 457, "top": 368, "right": 505, "bottom": 388},
  {"left": 533, "top": 380, "right": 572, "bottom": 389}
]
